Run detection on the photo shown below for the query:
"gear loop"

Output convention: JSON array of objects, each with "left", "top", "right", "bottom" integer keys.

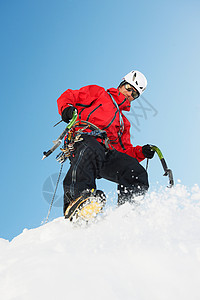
[{"left": 56, "top": 120, "right": 110, "bottom": 164}]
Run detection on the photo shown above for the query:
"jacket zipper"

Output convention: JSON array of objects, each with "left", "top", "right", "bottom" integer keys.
[
  {"left": 86, "top": 104, "right": 102, "bottom": 121},
  {"left": 76, "top": 103, "right": 92, "bottom": 119}
]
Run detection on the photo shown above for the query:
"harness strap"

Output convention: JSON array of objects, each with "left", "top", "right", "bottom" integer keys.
[{"left": 65, "top": 120, "right": 110, "bottom": 149}]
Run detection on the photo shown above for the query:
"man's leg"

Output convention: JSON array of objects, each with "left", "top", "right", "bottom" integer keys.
[
  {"left": 99, "top": 149, "right": 149, "bottom": 205},
  {"left": 63, "top": 136, "right": 106, "bottom": 213}
]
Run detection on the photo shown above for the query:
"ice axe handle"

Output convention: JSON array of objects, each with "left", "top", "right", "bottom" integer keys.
[{"left": 160, "top": 157, "right": 168, "bottom": 172}]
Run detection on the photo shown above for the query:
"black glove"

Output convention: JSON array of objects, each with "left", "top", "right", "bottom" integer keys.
[
  {"left": 142, "top": 144, "right": 155, "bottom": 159},
  {"left": 62, "top": 106, "right": 76, "bottom": 123}
]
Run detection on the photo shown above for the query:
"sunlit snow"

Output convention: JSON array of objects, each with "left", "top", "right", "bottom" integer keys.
[{"left": 0, "top": 184, "right": 200, "bottom": 300}]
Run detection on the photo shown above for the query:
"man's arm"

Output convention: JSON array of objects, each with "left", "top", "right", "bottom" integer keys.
[
  {"left": 122, "top": 127, "right": 154, "bottom": 162},
  {"left": 57, "top": 85, "right": 105, "bottom": 116},
  {"left": 125, "top": 145, "right": 146, "bottom": 162},
  {"left": 57, "top": 89, "right": 78, "bottom": 116}
]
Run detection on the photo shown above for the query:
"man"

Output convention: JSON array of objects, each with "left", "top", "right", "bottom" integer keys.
[{"left": 57, "top": 70, "right": 155, "bottom": 220}]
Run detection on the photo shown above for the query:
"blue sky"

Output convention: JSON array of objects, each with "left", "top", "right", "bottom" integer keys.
[{"left": 0, "top": 0, "right": 200, "bottom": 240}]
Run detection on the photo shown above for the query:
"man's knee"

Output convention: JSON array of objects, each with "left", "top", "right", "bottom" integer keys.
[{"left": 122, "top": 161, "right": 149, "bottom": 186}]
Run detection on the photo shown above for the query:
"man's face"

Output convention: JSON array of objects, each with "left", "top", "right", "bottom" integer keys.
[{"left": 118, "top": 83, "right": 139, "bottom": 103}]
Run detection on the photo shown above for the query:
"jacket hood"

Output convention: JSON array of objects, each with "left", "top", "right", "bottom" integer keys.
[{"left": 107, "top": 88, "right": 131, "bottom": 112}]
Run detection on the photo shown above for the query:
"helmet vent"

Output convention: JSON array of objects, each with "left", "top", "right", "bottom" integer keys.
[
  {"left": 135, "top": 81, "right": 138, "bottom": 85},
  {"left": 132, "top": 73, "right": 137, "bottom": 81}
]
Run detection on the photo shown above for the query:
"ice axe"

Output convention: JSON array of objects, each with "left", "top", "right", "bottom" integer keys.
[
  {"left": 42, "top": 111, "right": 78, "bottom": 223},
  {"left": 42, "top": 111, "right": 78, "bottom": 160},
  {"left": 149, "top": 145, "right": 174, "bottom": 188}
]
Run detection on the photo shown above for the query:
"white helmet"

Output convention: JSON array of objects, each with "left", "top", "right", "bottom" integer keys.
[{"left": 123, "top": 70, "right": 147, "bottom": 96}]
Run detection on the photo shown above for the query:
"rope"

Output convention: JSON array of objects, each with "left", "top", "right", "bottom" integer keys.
[
  {"left": 45, "top": 163, "right": 64, "bottom": 223},
  {"left": 146, "top": 158, "right": 149, "bottom": 171}
]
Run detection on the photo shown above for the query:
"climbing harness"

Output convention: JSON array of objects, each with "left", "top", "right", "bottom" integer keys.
[{"left": 56, "top": 119, "right": 110, "bottom": 164}]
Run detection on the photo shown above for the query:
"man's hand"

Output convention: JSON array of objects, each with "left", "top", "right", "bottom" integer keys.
[
  {"left": 142, "top": 144, "right": 155, "bottom": 159},
  {"left": 62, "top": 106, "right": 76, "bottom": 123}
]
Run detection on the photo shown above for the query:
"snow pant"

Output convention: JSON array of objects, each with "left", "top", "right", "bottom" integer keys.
[{"left": 63, "top": 135, "right": 149, "bottom": 213}]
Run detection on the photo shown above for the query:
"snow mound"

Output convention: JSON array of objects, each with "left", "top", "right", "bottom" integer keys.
[{"left": 0, "top": 184, "right": 200, "bottom": 300}]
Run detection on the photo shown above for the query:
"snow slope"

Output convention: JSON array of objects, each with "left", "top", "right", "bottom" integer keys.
[{"left": 0, "top": 184, "right": 200, "bottom": 300}]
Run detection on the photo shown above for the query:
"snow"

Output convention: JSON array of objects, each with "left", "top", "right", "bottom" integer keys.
[{"left": 0, "top": 184, "right": 200, "bottom": 300}]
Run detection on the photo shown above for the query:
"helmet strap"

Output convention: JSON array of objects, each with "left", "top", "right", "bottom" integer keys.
[{"left": 118, "top": 80, "right": 126, "bottom": 89}]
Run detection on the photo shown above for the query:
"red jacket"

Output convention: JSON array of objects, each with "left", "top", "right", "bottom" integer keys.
[{"left": 57, "top": 85, "right": 145, "bottom": 162}]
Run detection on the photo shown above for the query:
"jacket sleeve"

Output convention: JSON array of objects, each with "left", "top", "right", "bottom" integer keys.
[
  {"left": 57, "top": 89, "right": 79, "bottom": 115},
  {"left": 124, "top": 145, "right": 145, "bottom": 162},
  {"left": 121, "top": 117, "right": 145, "bottom": 162},
  {"left": 57, "top": 85, "right": 105, "bottom": 115}
]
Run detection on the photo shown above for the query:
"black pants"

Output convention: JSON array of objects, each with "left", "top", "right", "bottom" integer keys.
[{"left": 63, "top": 136, "right": 149, "bottom": 212}]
